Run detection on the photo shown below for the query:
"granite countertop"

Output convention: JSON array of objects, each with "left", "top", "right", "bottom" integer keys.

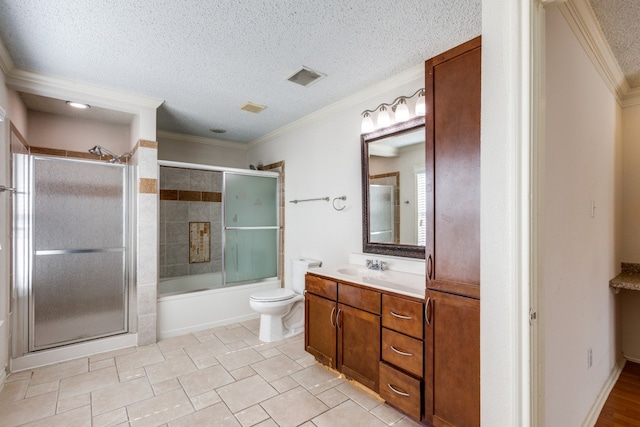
[
  {"left": 308, "top": 263, "right": 425, "bottom": 299},
  {"left": 610, "top": 262, "right": 640, "bottom": 292}
]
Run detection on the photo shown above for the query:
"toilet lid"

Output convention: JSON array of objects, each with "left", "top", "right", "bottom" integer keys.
[{"left": 250, "top": 288, "right": 296, "bottom": 302}]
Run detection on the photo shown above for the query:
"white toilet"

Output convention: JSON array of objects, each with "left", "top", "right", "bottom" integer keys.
[{"left": 250, "top": 257, "right": 321, "bottom": 342}]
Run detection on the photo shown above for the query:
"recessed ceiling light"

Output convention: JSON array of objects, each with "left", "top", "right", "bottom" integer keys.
[
  {"left": 209, "top": 128, "right": 226, "bottom": 134},
  {"left": 66, "top": 101, "right": 90, "bottom": 109}
]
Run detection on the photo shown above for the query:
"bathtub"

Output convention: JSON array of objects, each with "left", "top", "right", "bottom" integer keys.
[{"left": 157, "top": 273, "right": 280, "bottom": 339}]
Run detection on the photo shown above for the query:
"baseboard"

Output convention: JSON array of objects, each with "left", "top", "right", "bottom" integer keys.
[
  {"left": 581, "top": 354, "right": 626, "bottom": 427},
  {"left": 623, "top": 355, "right": 640, "bottom": 364},
  {"left": 0, "top": 367, "right": 6, "bottom": 392}
]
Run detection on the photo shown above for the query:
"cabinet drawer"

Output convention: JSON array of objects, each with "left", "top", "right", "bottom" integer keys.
[
  {"left": 381, "top": 294, "right": 423, "bottom": 339},
  {"left": 305, "top": 274, "right": 337, "bottom": 300},
  {"left": 338, "top": 283, "right": 380, "bottom": 314},
  {"left": 381, "top": 328, "right": 423, "bottom": 378},
  {"left": 379, "top": 362, "right": 422, "bottom": 420}
]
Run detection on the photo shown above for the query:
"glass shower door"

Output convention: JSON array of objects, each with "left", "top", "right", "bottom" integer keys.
[
  {"left": 30, "top": 157, "right": 127, "bottom": 351},
  {"left": 224, "top": 173, "right": 278, "bottom": 284}
]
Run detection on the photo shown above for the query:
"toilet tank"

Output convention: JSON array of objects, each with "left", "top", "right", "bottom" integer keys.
[{"left": 291, "top": 257, "right": 322, "bottom": 294}]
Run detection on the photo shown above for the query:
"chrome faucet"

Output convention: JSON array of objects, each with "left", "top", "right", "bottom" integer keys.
[{"left": 366, "top": 259, "right": 386, "bottom": 271}]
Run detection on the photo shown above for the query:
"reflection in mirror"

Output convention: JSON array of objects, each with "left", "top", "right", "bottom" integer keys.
[{"left": 362, "top": 116, "right": 425, "bottom": 259}]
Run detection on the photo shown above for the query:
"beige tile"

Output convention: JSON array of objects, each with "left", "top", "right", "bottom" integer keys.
[
  {"left": 217, "top": 375, "right": 278, "bottom": 413},
  {"left": 240, "top": 318, "right": 260, "bottom": 332},
  {"left": 20, "top": 404, "right": 91, "bottom": 427},
  {"left": 193, "top": 325, "right": 227, "bottom": 338},
  {"left": 0, "top": 391, "right": 57, "bottom": 426},
  {"left": 225, "top": 323, "right": 243, "bottom": 329},
  {"left": 216, "top": 348, "right": 264, "bottom": 371},
  {"left": 260, "top": 386, "right": 328, "bottom": 427},
  {"left": 92, "top": 407, "right": 129, "bottom": 427},
  {"left": 157, "top": 333, "right": 200, "bottom": 354},
  {"left": 227, "top": 341, "right": 250, "bottom": 351},
  {"left": 118, "top": 367, "right": 147, "bottom": 383},
  {"left": 152, "top": 378, "right": 182, "bottom": 396},
  {"left": 0, "top": 379, "right": 29, "bottom": 402},
  {"left": 296, "top": 354, "right": 317, "bottom": 368},
  {"left": 253, "top": 420, "right": 278, "bottom": 427},
  {"left": 370, "top": 402, "right": 405, "bottom": 425},
  {"left": 234, "top": 404, "right": 269, "bottom": 427},
  {"left": 91, "top": 358, "right": 115, "bottom": 371},
  {"left": 391, "top": 415, "right": 424, "bottom": 426},
  {"left": 115, "top": 345, "right": 164, "bottom": 372},
  {"left": 145, "top": 356, "right": 197, "bottom": 384},
  {"left": 290, "top": 364, "right": 344, "bottom": 395},
  {"left": 312, "top": 400, "right": 387, "bottom": 427},
  {"left": 127, "top": 388, "right": 194, "bottom": 427},
  {"left": 250, "top": 354, "right": 302, "bottom": 382},
  {"left": 58, "top": 366, "right": 119, "bottom": 399},
  {"left": 5, "top": 371, "right": 32, "bottom": 383},
  {"left": 89, "top": 346, "right": 136, "bottom": 363},
  {"left": 258, "top": 348, "right": 282, "bottom": 359},
  {"left": 193, "top": 355, "right": 220, "bottom": 370},
  {"left": 184, "top": 338, "right": 229, "bottom": 361},
  {"left": 170, "top": 401, "right": 240, "bottom": 427},
  {"left": 91, "top": 377, "right": 154, "bottom": 416},
  {"left": 30, "top": 358, "right": 88, "bottom": 385},
  {"left": 215, "top": 327, "right": 255, "bottom": 344},
  {"left": 56, "top": 392, "right": 90, "bottom": 414},
  {"left": 336, "top": 382, "right": 383, "bottom": 410},
  {"left": 276, "top": 340, "right": 309, "bottom": 360},
  {"left": 316, "top": 387, "right": 349, "bottom": 408},
  {"left": 269, "top": 376, "right": 299, "bottom": 394},
  {"left": 178, "top": 365, "right": 234, "bottom": 398},
  {"left": 163, "top": 348, "right": 188, "bottom": 360},
  {"left": 189, "top": 389, "right": 222, "bottom": 410},
  {"left": 230, "top": 366, "right": 257, "bottom": 381}
]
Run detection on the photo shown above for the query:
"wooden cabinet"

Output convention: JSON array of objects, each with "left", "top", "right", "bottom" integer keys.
[
  {"left": 304, "top": 274, "right": 381, "bottom": 392},
  {"left": 424, "top": 289, "right": 479, "bottom": 427},
  {"left": 423, "top": 36, "right": 481, "bottom": 427}
]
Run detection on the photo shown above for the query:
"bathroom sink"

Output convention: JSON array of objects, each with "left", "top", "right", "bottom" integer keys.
[{"left": 337, "top": 267, "right": 385, "bottom": 279}]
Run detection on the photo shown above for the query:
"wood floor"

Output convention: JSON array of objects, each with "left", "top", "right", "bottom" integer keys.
[{"left": 596, "top": 361, "right": 640, "bottom": 426}]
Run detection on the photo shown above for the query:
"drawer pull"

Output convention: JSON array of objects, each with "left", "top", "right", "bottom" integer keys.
[
  {"left": 390, "top": 311, "right": 412, "bottom": 320},
  {"left": 330, "top": 307, "right": 336, "bottom": 328},
  {"left": 387, "top": 383, "right": 410, "bottom": 397},
  {"left": 390, "top": 345, "right": 413, "bottom": 357}
]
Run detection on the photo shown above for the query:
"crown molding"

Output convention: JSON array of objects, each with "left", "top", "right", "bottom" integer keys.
[
  {"left": 0, "top": 36, "right": 14, "bottom": 77},
  {"left": 248, "top": 61, "right": 426, "bottom": 147},
  {"left": 558, "top": 0, "right": 629, "bottom": 105},
  {"left": 622, "top": 87, "right": 640, "bottom": 108},
  {"left": 156, "top": 130, "right": 248, "bottom": 150},
  {"left": 5, "top": 68, "right": 163, "bottom": 113}
]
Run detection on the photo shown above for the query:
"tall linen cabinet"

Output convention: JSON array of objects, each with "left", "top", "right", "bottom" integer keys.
[{"left": 423, "top": 36, "right": 481, "bottom": 427}]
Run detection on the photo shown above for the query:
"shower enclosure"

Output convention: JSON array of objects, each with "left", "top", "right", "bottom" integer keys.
[
  {"left": 13, "top": 155, "right": 129, "bottom": 353},
  {"left": 158, "top": 162, "right": 279, "bottom": 296}
]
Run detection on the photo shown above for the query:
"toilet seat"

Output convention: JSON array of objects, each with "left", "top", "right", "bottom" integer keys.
[{"left": 250, "top": 288, "right": 296, "bottom": 303}]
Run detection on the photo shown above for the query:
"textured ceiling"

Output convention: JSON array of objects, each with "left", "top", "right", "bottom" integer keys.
[
  {"left": 0, "top": 0, "right": 481, "bottom": 143},
  {"left": 589, "top": 0, "right": 640, "bottom": 88},
  {"left": 20, "top": 93, "right": 134, "bottom": 125}
]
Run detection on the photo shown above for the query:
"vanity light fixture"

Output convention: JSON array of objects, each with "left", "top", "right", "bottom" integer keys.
[
  {"left": 66, "top": 101, "right": 90, "bottom": 109},
  {"left": 360, "top": 88, "right": 425, "bottom": 133}
]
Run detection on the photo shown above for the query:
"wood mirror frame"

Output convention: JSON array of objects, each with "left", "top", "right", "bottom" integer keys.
[{"left": 361, "top": 116, "right": 426, "bottom": 259}]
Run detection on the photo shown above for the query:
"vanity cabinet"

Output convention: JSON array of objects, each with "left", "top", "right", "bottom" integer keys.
[
  {"left": 423, "top": 36, "right": 481, "bottom": 427},
  {"left": 304, "top": 273, "right": 381, "bottom": 392}
]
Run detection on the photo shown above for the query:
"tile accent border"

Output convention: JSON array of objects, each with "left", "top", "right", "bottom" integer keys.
[
  {"left": 139, "top": 178, "right": 158, "bottom": 194},
  {"left": 160, "top": 189, "right": 221, "bottom": 202}
]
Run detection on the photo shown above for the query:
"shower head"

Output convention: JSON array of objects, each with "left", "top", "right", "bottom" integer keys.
[{"left": 88, "top": 145, "right": 127, "bottom": 164}]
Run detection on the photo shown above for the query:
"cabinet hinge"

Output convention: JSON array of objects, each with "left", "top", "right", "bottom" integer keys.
[{"left": 529, "top": 309, "right": 537, "bottom": 324}]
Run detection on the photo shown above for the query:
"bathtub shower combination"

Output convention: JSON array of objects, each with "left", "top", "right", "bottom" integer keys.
[{"left": 157, "top": 162, "right": 281, "bottom": 338}]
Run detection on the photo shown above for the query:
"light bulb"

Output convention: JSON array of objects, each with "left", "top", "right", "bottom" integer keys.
[
  {"left": 395, "top": 99, "right": 410, "bottom": 122},
  {"left": 361, "top": 113, "right": 374, "bottom": 133},
  {"left": 415, "top": 92, "right": 426, "bottom": 116},
  {"left": 377, "top": 106, "right": 391, "bottom": 128}
]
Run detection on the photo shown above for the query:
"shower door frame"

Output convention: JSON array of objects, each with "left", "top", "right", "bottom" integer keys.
[{"left": 13, "top": 155, "right": 130, "bottom": 355}]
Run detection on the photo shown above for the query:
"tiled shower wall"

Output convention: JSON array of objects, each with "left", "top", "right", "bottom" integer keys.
[{"left": 159, "top": 166, "right": 223, "bottom": 278}]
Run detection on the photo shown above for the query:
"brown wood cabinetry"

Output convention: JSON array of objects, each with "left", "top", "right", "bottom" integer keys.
[
  {"left": 304, "top": 274, "right": 381, "bottom": 392},
  {"left": 423, "top": 36, "right": 481, "bottom": 427}
]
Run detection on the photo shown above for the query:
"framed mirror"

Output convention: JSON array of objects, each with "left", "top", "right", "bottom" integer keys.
[{"left": 361, "top": 116, "right": 426, "bottom": 259}]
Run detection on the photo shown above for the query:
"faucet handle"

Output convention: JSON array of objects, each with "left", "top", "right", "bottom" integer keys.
[{"left": 379, "top": 261, "right": 386, "bottom": 271}]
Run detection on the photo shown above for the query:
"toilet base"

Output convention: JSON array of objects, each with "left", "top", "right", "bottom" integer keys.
[{"left": 257, "top": 300, "right": 305, "bottom": 342}]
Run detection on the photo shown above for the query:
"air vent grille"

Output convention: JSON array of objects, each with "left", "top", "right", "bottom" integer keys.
[
  {"left": 287, "top": 66, "right": 326, "bottom": 87},
  {"left": 240, "top": 102, "right": 267, "bottom": 114}
]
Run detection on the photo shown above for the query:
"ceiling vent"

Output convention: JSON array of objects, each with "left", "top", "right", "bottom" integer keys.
[
  {"left": 287, "top": 66, "right": 326, "bottom": 87},
  {"left": 240, "top": 102, "right": 267, "bottom": 114}
]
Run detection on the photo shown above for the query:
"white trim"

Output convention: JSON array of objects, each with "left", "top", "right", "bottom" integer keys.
[
  {"left": 157, "top": 130, "right": 248, "bottom": 150},
  {"left": 622, "top": 87, "right": 640, "bottom": 108},
  {"left": 0, "top": 105, "right": 6, "bottom": 122},
  {"left": 248, "top": 63, "right": 425, "bottom": 147},
  {"left": 10, "top": 333, "right": 137, "bottom": 372},
  {"left": 625, "top": 355, "right": 640, "bottom": 364},
  {"left": 580, "top": 354, "right": 626, "bottom": 427},
  {"left": 0, "top": 36, "right": 14, "bottom": 76},
  {"left": 5, "top": 68, "right": 164, "bottom": 114},
  {"left": 558, "top": 0, "right": 629, "bottom": 105},
  {"left": 0, "top": 368, "right": 6, "bottom": 391}
]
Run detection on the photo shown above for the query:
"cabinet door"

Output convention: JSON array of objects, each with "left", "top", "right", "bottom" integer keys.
[
  {"left": 337, "top": 303, "right": 380, "bottom": 392},
  {"left": 304, "top": 293, "right": 337, "bottom": 369},
  {"left": 425, "top": 36, "right": 481, "bottom": 299},
  {"left": 423, "top": 289, "right": 479, "bottom": 427}
]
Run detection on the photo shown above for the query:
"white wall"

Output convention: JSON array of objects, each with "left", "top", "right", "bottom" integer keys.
[
  {"left": 541, "top": 7, "right": 622, "bottom": 426},
  {"left": 158, "top": 135, "right": 247, "bottom": 169},
  {"left": 27, "top": 110, "right": 130, "bottom": 154},
  {"left": 247, "top": 68, "right": 424, "bottom": 287}
]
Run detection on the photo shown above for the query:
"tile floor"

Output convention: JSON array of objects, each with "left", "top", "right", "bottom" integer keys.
[{"left": 0, "top": 319, "right": 421, "bottom": 427}]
